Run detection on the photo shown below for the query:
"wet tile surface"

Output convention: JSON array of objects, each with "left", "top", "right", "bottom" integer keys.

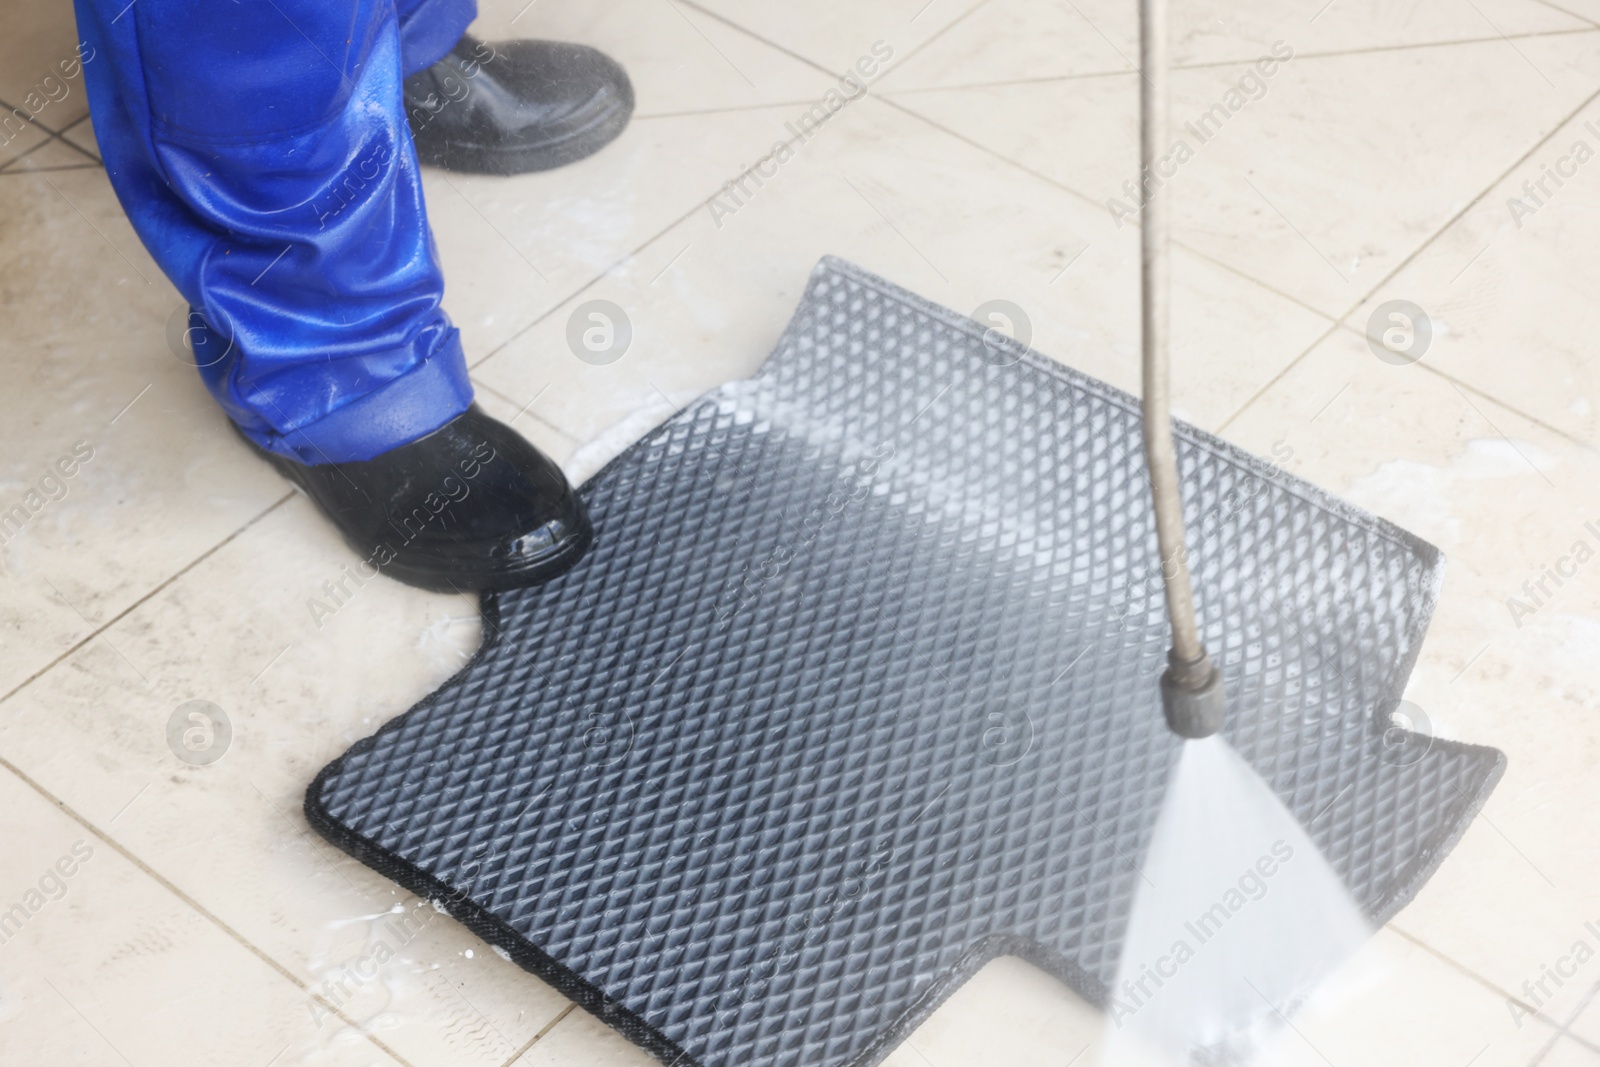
[{"left": 1, "top": 0, "right": 1597, "bottom": 1064}]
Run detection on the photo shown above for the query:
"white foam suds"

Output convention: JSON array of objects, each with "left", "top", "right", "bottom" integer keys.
[
  {"left": 416, "top": 610, "right": 481, "bottom": 673},
  {"left": 1344, "top": 437, "right": 1559, "bottom": 546}
]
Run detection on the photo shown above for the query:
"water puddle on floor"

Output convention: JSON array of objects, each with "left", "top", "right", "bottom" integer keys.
[{"left": 1100, "top": 736, "right": 1370, "bottom": 1066}]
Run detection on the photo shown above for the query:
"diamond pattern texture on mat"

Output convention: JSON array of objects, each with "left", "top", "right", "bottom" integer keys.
[{"left": 312, "top": 257, "right": 1504, "bottom": 1067}]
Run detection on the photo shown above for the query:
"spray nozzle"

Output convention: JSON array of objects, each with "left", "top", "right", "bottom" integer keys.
[{"left": 1161, "top": 647, "right": 1226, "bottom": 739}]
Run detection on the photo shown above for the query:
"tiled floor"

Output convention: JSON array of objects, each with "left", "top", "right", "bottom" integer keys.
[{"left": 1, "top": 0, "right": 1598, "bottom": 1065}]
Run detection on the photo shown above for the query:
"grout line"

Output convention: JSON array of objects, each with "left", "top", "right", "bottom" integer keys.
[
  {"left": 1527, "top": 0, "right": 1600, "bottom": 30},
  {"left": 1214, "top": 77, "right": 1600, "bottom": 433},
  {"left": 494, "top": 1002, "right": 578, "bottom": 1067},
  {"left": 1528, "top": 1025, "right": 1566, "bottom": 1065},
  {"left": 455, "top": 3, "right": 859, "bottom": 371},
  {"left": 872, "top": 0, "right": 1000, "bottom": 89},
  {"left": 1387, "top": 929, "right": 1600, "bottom": 1063},
  {"left": 468, "top": 112, "right": 850, "bottom": 366},
  {"left": 0, "top": 492, "right": 295, "bottom": 712},
  {"left": 0, "top": 756, "right": 420, "bottom": 1067},
  {"left": 464, "top": 188, "right": 714, "bottom": 372},
  {"left": 633, "top": 97, "right": 832, "bottom": 121},
  {"left": 0, "top": 94, "right": 75, "bottom": 137},
  {"left": 884, "top": 65, "right": 1133, "bottom": 98},
  {"left": 499, "top": 0, "right": 1597, "bottom": 464},
  {"left": 50, "top": 113, "right": 103, "bottom": 165},
  {"left": 678, "top": 0, "right": 994, "bottom": 87},
  {"left": 0, "top": 162, "right": 101, "bottom": 177},
  {"left": 1542, "top": 973, "right": 1600, "bottom": 1060},
  {"left": 1215, "top": 319, "right": 1345, "bottom": 432},
  {"left": 464, "top": 0, "right": 1000, "bottom": 379},
  {"left": 874, "top": 91, "right": 1350, "bottom": 328},
  {"left": 479, "top": 10, "right": 1600, "bottom": 470},
  {"left": 1525, "top": 974, "right": 1600, "bottom": 1064},
  {"left": 0, "top": 96, "right": 54, "bottom": 162},
  {"left": 866, "top": 93, "right": 1108, "bottom": 203},
  {"left": 1315, "top": 313, "right": 1600, "bottom": 453},
  {"left": 471, "top": 378, "right": 583, "bottom": 449},
  {"left": 865, "top": 31, "right": 1600, "bottom": 452},
  {"left": 0, "top": 131, "right": 60, "bottom": 174},
  {"left": 1173, "top": 238, "right": 1343, "bottom": 325},
  {"left": 878, "top": 25, "right": 1600, "bottom": 98},
  {"left": 1387, "top": 924, "right": 1552, "bottom": 1026},
  {"left": 677, "top": 0, "right": 850, "bottom": 72},
  {"left": 0, "top": 110, "right": 99, "bottom": 175}
]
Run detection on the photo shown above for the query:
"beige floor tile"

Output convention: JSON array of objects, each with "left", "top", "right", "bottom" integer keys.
[
  {"left": 1224, "top": 326, "right": 1600, "bottom": 1028},
  {"left": 1244, "top": 929, "right": 1562, "bottom": 1067},
  {"left": 876, "top": 0, "right": 1140, "bottom": 91},
  {"left": 890, "top": 34, "right": 1600, "bottom": 322},
  {"left": 1544, "top": 1036, "right": 1600, "bottom": 1066},
  {"left": 1177, "top": 0, "right": 1591, "bottom": 64},
  {"left": 57, "top": 114, "right": 98, "bottom": 161},
  {"left": 0, "top": 136, "right": 98, "bottom": 173},
  {"left": 683, "top": 0, "right": 991, "bottom": 77},
  {"left": 509, "top": 971, "right": 1091, "bottom": 1067},
  {"left": 3, "top": 3, "right": 1597, "bottom": 1065},
  {"left": 1571, "top": 988, "right": 1600, "bottom": 1047},
  {"left": 878, "top": 955, "right": 1102, "bottom": 1067},
  {"left": 1346, "top": 95, "right": 1600, "bottom": 445},
  {"left": 471, "top": 95, "right": 1332, "bottom": 469},
  {"left": 421, "top": 0, "right": 848, "bottom": 364},
  {"left": 879, "top": 0, "right": 1590, "bottom": 92},
  {"left": 471, "top": 0, "right": 839, "bottom": 116},
  {"left": 1547, "top": 0, "right": 1600, "bottom": 23},
  {"left": 0, "top": 0, "right": 91, "bottom": 136},
  {"left": 0, "top": 122, "right": 51, "bottom": 171},
  {"left": 0, "top": 168, "right": 286, "bottom": 699},
  {"left": 510, "top": 965, "right": 1098, "bottom": 1067},
  {"left": 510, "top": 929, "right": 1567, "bottom": 1066},
  {"left": 880, "top": 931, "right": 1563, "bottom": 1067},
  {"left": 510, "top": 1006, "right": 658, "bottom": 1067},
  {"left": 427, "top": 103, "right": 838, "bottom": 361},
  {"left": 471, "top": 377, "right": 583, "bottom": 467},
  {"left": 0, "top": 765, "right": 405, "bottom": 1067},
  {"left": 0, "top": 475, "right": 582, "bottom": 1066}
]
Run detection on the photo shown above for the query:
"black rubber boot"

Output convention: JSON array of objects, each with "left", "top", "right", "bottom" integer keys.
[
  {"left": 403, "top": 34, "right": 634, "bottom": 175},
  {"left": 238, "top": 406, "right": 592, "bottom": 593}
]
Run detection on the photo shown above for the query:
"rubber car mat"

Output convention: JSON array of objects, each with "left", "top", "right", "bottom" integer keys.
[{"left": 307, "top": 257, "right": 1505, "bottom": 1067}]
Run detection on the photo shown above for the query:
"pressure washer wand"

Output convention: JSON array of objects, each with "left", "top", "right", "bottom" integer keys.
[{"left": 1139, "top": 0, "right": 1226, "bottom": 739}]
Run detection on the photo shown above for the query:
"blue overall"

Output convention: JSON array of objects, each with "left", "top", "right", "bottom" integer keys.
[{"left": 74, "top": 0, "right": 479, "bottom": 464}]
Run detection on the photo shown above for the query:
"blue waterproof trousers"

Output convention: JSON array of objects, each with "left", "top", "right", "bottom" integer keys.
[{"left": 75, "top": 0, "right": 479, "bottom": 463}]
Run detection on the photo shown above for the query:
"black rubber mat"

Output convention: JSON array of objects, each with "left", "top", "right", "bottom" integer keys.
[{"left": 307, "top": 257, "right": 1505, "bottom": 1067}]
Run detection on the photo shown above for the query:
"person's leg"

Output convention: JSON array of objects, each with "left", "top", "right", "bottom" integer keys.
[
  {"left": 74, "top": 0, "right": 470, "bottom": 465},
  {"left": 73, "top": 0, "right": 592, "bottom": 589},
  {"left": 394, "top": 0, "right": 477, "bottom": 76}
]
